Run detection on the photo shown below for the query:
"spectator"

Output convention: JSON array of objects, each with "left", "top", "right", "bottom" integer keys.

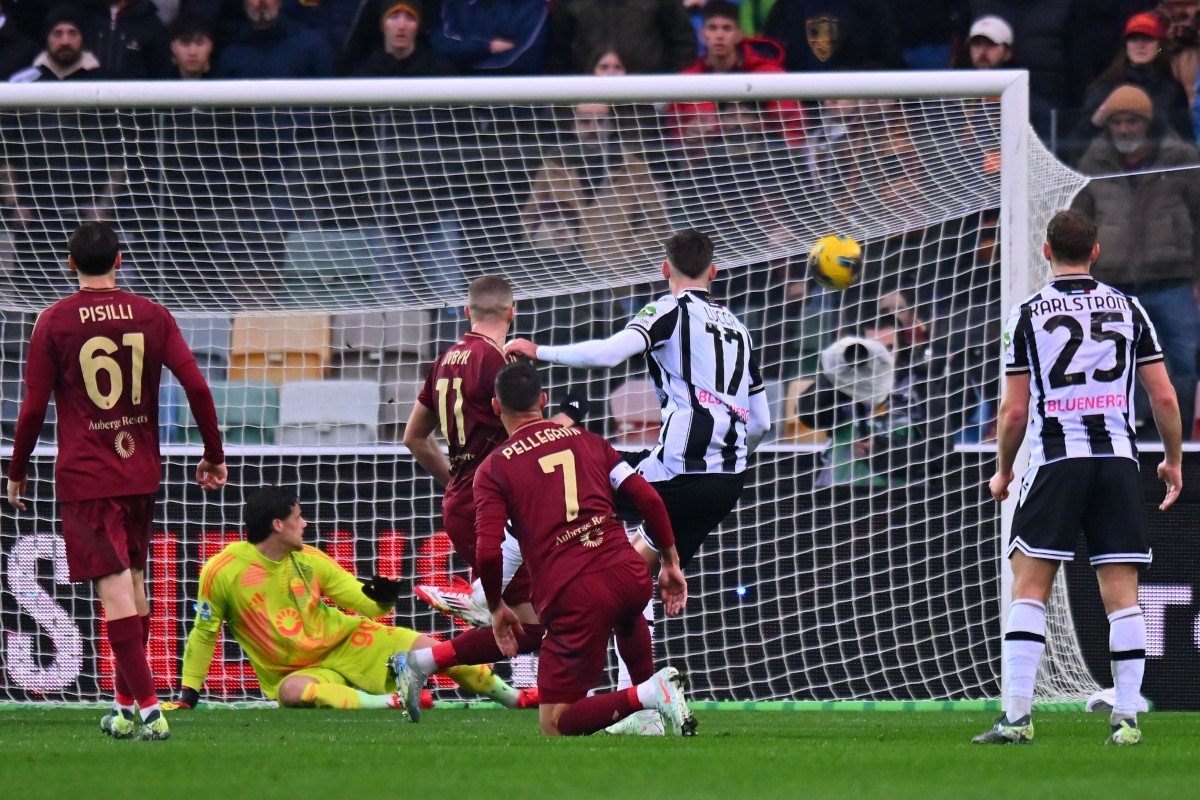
[
  {"left": 1159, "top": 0, "right": 1200, "bottom": 106},
  {"left": 216, "top": 0, "right": 333, "bottom": 77},
  {"left": 666, "top": 2, "right": 804, "bottom": 147},
  {"left": 166, "top": 12, "right": 214, "bottom": 79},
  {"left": 1072, "top": 84, "right": 1200, "bottom": 438},
  {"left": 78, "top": 0, "right": 172, "bottom": 78},
  {"left": 589, "top": 44, "right": 626, "bottom": 76},
  {"left": 9, "top": 5, "right": 105, "bottom": 82},
  {"left": 764, "top": 0, "right": 904, "bottom": 72},
  {"left": 967, "top": 0, "right": 1089, "bottom": 115},
  {"left": 351, "top": 0, "right": 455, "bottom": 77},
  {"left": 521, "top": 102, "right": 669, "bottom": 272},
  {"left": 888, "top": 0, "right": 968, "bottom": 69},
  {"left": 1073, "top": 12, "right": 1194, "bottom": 154},
  {"left": 0, "top": 0, "right": 39, "bottom": 81},
  {"left": 430, "top": 0, "right": 548, "bottom": 76},
  {"left": 546, "top": 0, "right": 696, "bottom": 74},
  {"left": 960, "top": 15, "right": 1055, "bottom": 141}
]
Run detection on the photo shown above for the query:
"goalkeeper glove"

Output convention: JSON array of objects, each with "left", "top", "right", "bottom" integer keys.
[
  {"left": 556, "top": 389, "right": 591, "bottom": 426},
  {"left": 161, "top": 686, "right": 200, "bottom": 711},
  {"left": 361, "top": 575, "right": 405, "bottom": 604}
]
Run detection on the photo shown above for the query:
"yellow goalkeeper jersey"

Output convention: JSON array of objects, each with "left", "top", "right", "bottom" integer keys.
[{"left": 181, "top": 541, "right": 394, "bottom": 699}]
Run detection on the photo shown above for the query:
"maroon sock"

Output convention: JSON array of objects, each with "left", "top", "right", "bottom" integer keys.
[
  {"left": 107, "top": 615, "right": 157, "bottom": 709},
  {"left": 615, "top": 616, "right": 654, "bottom": 685},
  {"left": 557, "top": 690, "right": 639, "bottom": 736},
  {"left": 113, "top": 614, "right": 151, "bottom": 701},
  {"left": 446, "top": 624, "right": 546, "bottom": 666}
]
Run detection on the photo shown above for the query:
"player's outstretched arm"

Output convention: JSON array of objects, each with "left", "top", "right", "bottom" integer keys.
[
  {"left": 1138, "top": 361, "right": 1183, "bottom": 510},
  {"left": 506, "top": 329, "right": 646, "bottom": 369},
  {"left": 989, "top": 373, "right": 1031, "bottom": 502}
]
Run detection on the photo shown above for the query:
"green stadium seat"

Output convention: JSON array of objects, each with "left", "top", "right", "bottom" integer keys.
[{"left": 175, "top": 381, "right": 279, "bottom": 446}]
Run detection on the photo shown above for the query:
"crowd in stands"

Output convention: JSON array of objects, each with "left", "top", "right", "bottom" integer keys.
[{"left": 1, "top": 0, "right": 1199, "bottom": 467}]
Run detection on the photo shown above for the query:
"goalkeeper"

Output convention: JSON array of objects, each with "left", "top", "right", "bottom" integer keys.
[{"left": 167, "top": 485, "right": 525, "bottom": 712}]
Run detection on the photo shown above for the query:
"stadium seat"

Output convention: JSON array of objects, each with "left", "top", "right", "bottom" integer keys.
[
  {"left": 175, "top": 315, "right": 232, "bottom": 382},
  {"left": 176, "top": 381, "right": 279, "bottom": 446},
  {"left": 608, "top": 378, "right": 661, "bottom": 446},
  {"left": 378, "top": 374, "right": 425, "bottom": 442},
  {"left": 229, "top": 315, "right": 330, "bottom": 384},
  {"left": 280, "top": 228, "right": 386, "bottom": 307},
  {"left": 331, "top": 310, "right": 433, "bottom": 365},
  {"left": 781, "top": 378, "right": 829, "bottom": 446},
  {"left": 278, "top": 380, "right": 378, "bottom": 445}
]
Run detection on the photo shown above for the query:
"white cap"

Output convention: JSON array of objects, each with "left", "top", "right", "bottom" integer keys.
[{"left": 969, "top": 15, "right": 1014, "bottom": 46}]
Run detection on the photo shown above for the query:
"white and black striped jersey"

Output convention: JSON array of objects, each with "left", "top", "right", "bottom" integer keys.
[
  {"left": 625, "top": 288, "right": 765, "bottom": 481},
  {"left": 1003, "top": 275, "right": 1163, "bottom": 467}
]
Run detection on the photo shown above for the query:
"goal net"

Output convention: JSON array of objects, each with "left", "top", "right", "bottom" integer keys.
[{"left": 0, "top": 74, "right": 1095, "bottom": 705}]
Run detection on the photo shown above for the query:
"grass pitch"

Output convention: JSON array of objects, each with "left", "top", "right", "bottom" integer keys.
[{"left": 2, "top": 707, "right": 1198, "bottom": 800}]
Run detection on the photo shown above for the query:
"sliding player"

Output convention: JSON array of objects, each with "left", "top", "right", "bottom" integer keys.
[
  {"left": 170, "top": 485, "right": 527, "bottom": 714},
  {"left": 5, "top": 221, "right": 227, "bottom": 741}
]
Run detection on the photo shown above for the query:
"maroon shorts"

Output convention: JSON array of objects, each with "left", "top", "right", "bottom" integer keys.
[
  {"left": 443, "top": 488, "right": 532, "bottom": 607},
  {"left": 59, "top": 494, "right": 156, "bottom": 582},
  {"left": 538, "top": 555, "right": 653, "bottom": 705}
]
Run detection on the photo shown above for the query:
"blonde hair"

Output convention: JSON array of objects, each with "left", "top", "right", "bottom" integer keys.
[{"left": 467, "top": 275, "right": 514, "bottom": 320}]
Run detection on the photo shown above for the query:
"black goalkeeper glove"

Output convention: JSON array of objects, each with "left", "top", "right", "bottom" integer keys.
[
  {"left": 361, "top": 575, "right": 405, "bottom": 604},
  {"left": 556, "top": 389, "right": 591, "bottom": 426},
  {"left": 161, "top": 686, "right": 200, "bottom": 711}
]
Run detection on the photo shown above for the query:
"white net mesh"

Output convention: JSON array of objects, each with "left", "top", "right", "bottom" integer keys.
[{"left": 0, "top": 77, "right": 1098, "bottom": 704}]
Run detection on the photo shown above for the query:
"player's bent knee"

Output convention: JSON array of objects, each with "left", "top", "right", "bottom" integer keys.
[
  {"left": 277, "top": 676, "right": 317, "bottom": 708},
  {"left": 411, "top": 633, "right": 440, "bottom": 650}
]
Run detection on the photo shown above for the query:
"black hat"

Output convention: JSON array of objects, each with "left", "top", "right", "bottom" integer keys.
[{"left": 43, "top": 4, "right": 86, "bottom": 40}]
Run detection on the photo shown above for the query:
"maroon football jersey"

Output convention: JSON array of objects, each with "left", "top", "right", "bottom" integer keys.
[
  {"left": 416, "top": 332, "right": 507, "bottom": 500},
  {"left": 474, "top": 420, "right": 640, "bottom": 616},
  {"left": 7, "top": 288, "right": 223, "bottom": 502}
]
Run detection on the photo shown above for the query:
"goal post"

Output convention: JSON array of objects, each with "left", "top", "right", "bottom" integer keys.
[{"left": 0, "top": 73, "right": 1097, "bottom": 705}]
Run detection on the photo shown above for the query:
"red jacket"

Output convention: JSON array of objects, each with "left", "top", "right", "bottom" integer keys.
[{"left": 667, "top": 38, "right": 805, "bottom": 145}]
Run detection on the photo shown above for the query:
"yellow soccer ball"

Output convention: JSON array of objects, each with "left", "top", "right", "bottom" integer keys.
[{"left": 807, "top": 235, "right": 862, "bottom": 290}]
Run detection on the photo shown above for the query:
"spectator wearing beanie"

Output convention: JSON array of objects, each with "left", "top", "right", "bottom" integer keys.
[
  {"left": 352, "top": 0, "right": 456, "bottom": 77},
  {"left": 9, "top": 4, "right": 105, "bottom": 81},
  {"left": 1071, "top": 12, "right": 1193, "bottom": 158}
]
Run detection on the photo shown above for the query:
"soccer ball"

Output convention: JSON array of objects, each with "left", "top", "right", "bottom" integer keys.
[{"left": 807, "top": 235, "right": 862, "bottom": 290}]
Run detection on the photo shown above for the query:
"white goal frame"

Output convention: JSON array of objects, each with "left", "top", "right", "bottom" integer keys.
[{"left": 0, "top": 72, "right": 1039, "bottom": 704}]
